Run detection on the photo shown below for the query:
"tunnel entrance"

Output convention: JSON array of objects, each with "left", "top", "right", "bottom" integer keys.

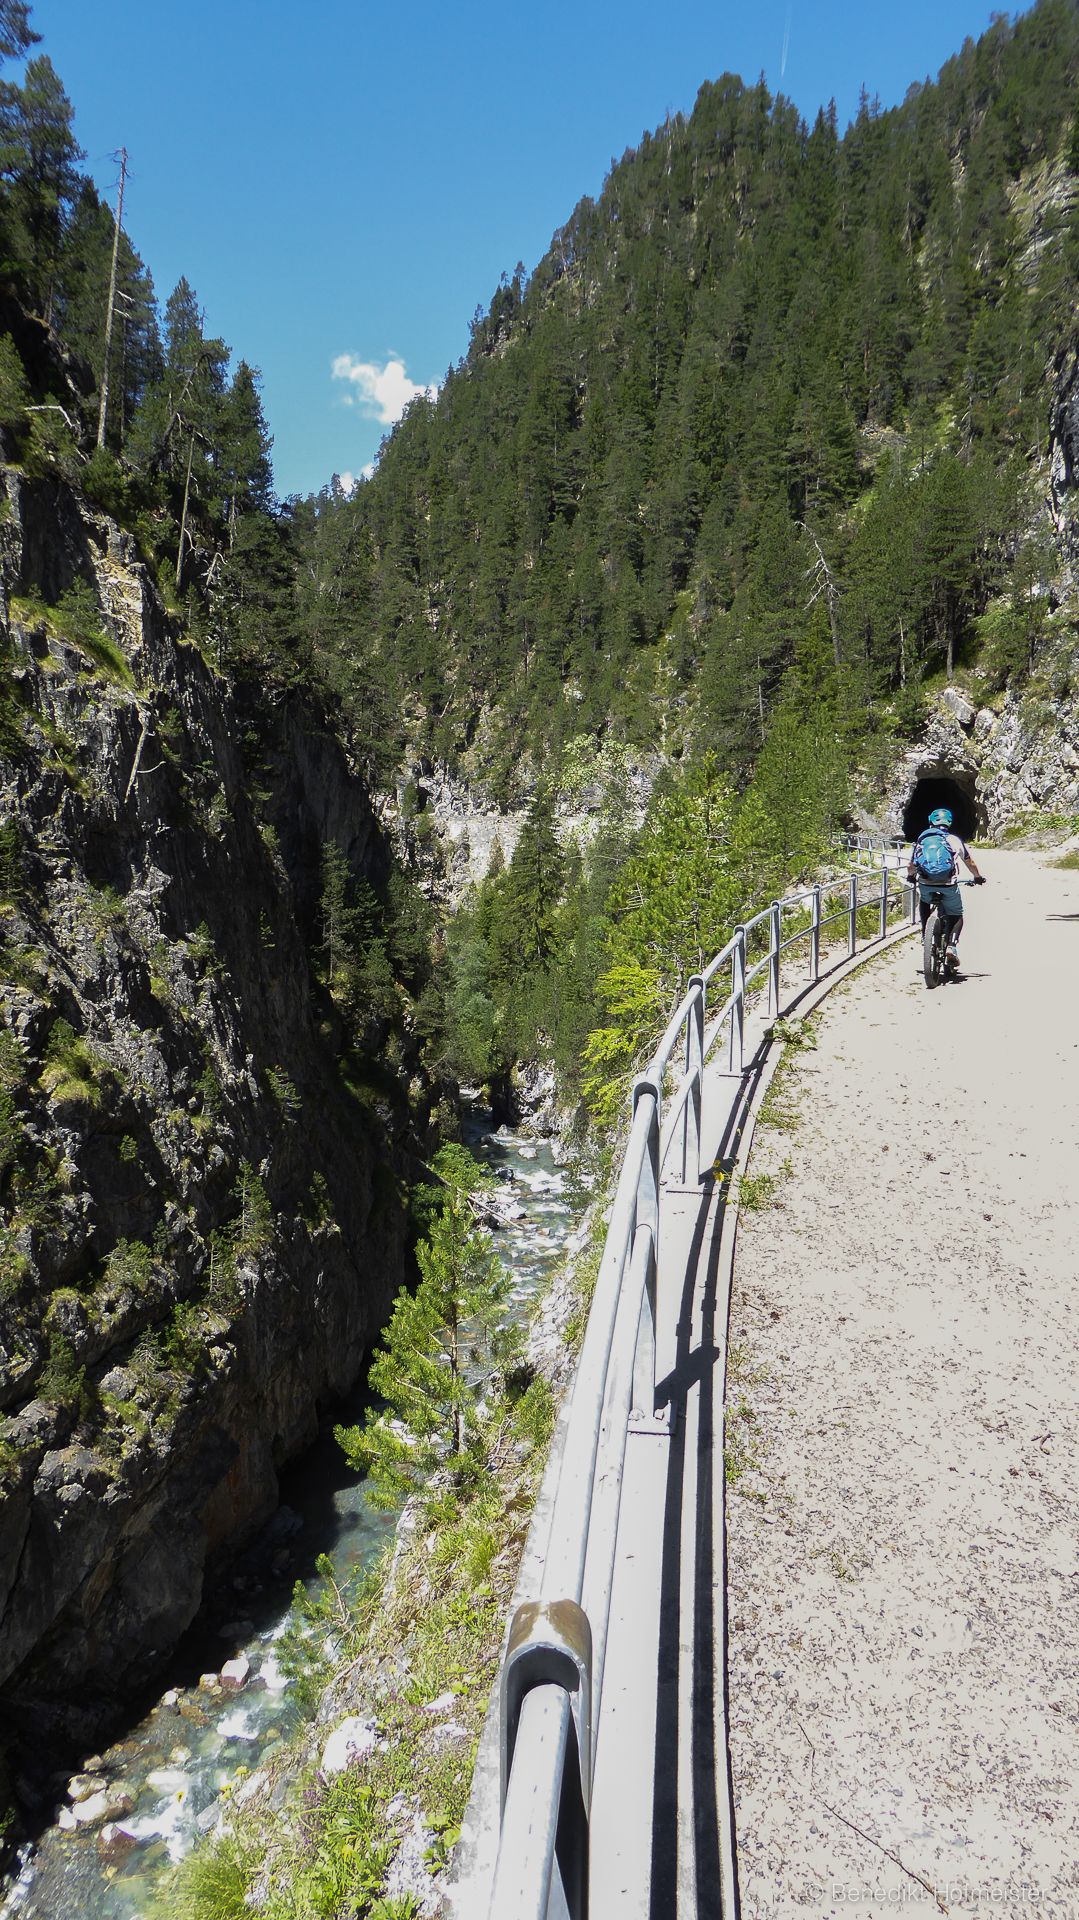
[{"left": 902, "top": 773, "right": 983, "bottom": 843}]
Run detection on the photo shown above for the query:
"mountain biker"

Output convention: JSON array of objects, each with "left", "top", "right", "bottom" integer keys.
[{"left": 906, "top": 807, "right": 985, "bottom": 972}]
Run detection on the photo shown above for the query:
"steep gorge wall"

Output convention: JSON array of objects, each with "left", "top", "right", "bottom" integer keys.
[
  {"left": 870, "top": 337, "right": 1079, "bottom": 841},
  {"left": 0, "top": 466, "right": 421, "bottom": 1758}
]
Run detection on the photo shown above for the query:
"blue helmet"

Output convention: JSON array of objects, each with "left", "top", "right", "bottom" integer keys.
[{"left": 928, "top": 807, "right": 953, "bottom": 828}]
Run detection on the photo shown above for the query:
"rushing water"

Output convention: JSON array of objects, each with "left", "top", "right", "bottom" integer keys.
[{"left": 1, "top": 1123, "right": 578, "bottom": 1920}]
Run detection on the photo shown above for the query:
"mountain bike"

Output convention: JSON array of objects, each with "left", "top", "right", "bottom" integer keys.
[{"left": 920, "top": 876, "right": 984, "bottom": 989}]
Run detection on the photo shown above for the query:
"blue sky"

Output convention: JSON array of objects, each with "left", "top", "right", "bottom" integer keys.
[{"left": 25, "top": 0, "right": 1008, "bottom": 499}]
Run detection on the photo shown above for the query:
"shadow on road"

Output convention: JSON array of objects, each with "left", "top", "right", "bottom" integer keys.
[{"left": 650, "top": 1062, "right": 761, "bottom": 1920}]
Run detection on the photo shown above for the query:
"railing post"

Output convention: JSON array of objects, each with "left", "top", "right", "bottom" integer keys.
[
  {"left": 684, "top": 976, "right": 704, "bottom": 1185},
  {"left": 848, "top": 872, "right": 858, "bottom": 956},
  {"left": 630, "top": 1076, "right": 660, "bottom": 1416},
  {"left": 810, "top": 886, "right": 821, "bottom": 983},
  {"left": 878, "top": 860, "right": 888, "bottom": 940},
  {"left": 769, "top": 901, "right": 781, "bottom": 1015},
  {"left": 729, "top": 928, "right": 746, "bottom": 1074}
]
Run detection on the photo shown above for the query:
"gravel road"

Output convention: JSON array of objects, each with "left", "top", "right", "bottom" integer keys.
[{"left": 726, "top": 847, "right": 1079, "bottom": 1919}]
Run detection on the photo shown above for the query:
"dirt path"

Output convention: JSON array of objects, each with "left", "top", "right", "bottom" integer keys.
[{"left": 726, "top": 846, "right": 1079, "bottom": 1919}]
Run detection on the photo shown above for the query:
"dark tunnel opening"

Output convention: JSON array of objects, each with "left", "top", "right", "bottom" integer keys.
[{"left": 902, "top": 775, "right": 983, "bottom": 843}]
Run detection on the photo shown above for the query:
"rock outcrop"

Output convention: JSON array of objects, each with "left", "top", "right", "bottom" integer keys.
[
  {"left": 871, "top": 327, "right": 1079, "bottom": 842},
  {"left": 378, "top": 754, "right": 656, "bottom": 909},
  {"left": 0, "top": 461, "right": 422, "bottom": 1764},
  {"left": 873, "top": 684, "right": 1079, "bottom": 843}
]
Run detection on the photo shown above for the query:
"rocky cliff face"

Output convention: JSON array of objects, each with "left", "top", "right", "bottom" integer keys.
[
  {"left": 377, "top": 755, "right": 657, "bottom": 910},
  {"left": 0, "top": 463, "right": 421, "bottom": 1765},
  {"left": 875, "top": 680, "right": 1079, "bottom": 843},
  {"left": 871, "top": 327, "right": 1079, "bottom": 842}
]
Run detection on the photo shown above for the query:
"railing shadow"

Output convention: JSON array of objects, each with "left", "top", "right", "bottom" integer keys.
[
  {"left": 482, "top": 853, "right": 913, "bottom": 1920},
  {"left": 649, "top": 1064, "right": 762, "bottom": 1920}
]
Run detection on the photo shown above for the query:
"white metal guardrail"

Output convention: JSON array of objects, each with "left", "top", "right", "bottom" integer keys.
[
  {"left": 834, "top": 830, "right": 906, "bottom": 867},
  {"left": 486, "top": 849, "right": 915, "bottom": 1920}
]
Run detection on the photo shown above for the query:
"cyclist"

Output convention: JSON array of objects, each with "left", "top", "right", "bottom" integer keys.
[{"left": 906, "top": 807, "right": 985, "bottom": 972}]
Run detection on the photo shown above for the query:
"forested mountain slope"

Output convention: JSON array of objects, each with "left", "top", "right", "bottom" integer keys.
[
  {"left": 2, "top": 0, "right": 1079, "bottom": 1902},
  {"left": 300, "top": 0, "right": 1079, "bottom": 799},
  {"left": 4, "top": 0, "right": 1079, "bottom": 1764},
  {"left": 0, "top": 409, "right": 443, "bottom": 1777},
  {"left": 0, "top": 10, "right": 447, "bottom": 1792}
]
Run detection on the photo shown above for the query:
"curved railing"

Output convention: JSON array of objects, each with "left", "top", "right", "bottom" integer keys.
[
  {"left": 485, "top": 851, "right": 915, "bottom": 1920},
  {"left": 834, "top": 829, "right": 906, "bottom": 866}
]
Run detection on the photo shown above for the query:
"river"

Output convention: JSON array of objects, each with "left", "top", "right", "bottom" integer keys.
[{"left": 0, "top": 1122, "right": 579, "bottom": 1920}]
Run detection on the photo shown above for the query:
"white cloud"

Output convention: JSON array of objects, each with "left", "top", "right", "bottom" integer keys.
[
  {"left": 361, "top": 461, "right": 375, "bottom": 481},
  {"left": 331, "top": 353, "right": 439, "bottom": 425},
  {"left": 337, "top": 471, "right": 357, "bottom": 495}
]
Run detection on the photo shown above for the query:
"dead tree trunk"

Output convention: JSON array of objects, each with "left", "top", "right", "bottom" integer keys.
[
  {"left": 175, "top": 429, "right": 196, "bottom": 592},
  {"left": 97, "top": 149, "right": 128, "bottom": 452}
]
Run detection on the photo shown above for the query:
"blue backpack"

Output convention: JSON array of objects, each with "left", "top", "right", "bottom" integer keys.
[{"left": 913, "top": 827, "right": 956, "bottom": 880}]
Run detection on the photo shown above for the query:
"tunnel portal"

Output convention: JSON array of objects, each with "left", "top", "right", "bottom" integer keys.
[{"left": 902, "top": 773, "right": 984, "bottom": 843}]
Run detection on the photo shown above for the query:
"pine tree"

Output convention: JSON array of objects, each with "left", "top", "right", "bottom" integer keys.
[
  {"left": 487, "top": 789, "right": 566, "bottom": 985},
  {"left": 217, "top": 359, "right": 274, "bottom": 530},
  {"left": 0, "top": 4, "right": 36, "bottom": 58},
  {"left": 54, "top": 179, "right": 160, "bottom": 442},
  {"left": 334, "top": 1194, "right": 513, "bottom": 1507},
  {"left": 0, "top": 55, "right": 82, "bottom": 315},
  {"left": 128, "top": 275, "right": 228, "bottom": 483}
]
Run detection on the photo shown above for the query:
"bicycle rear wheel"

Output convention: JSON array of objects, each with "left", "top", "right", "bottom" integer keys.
[{"left": 923, "top": 907, "right": 942, "bottom": 988}]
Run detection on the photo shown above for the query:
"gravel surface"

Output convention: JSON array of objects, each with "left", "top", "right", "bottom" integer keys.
[{"left": 726, "top": 848, "right": 1079, "bottom": 1919}]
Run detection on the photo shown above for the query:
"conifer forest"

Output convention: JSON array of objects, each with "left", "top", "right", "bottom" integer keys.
[
  {"left": 3, "top": 0, "right": 1079, "bottom": 1910},
  {"left": 3, "top": 1, "right": 1078, "bottom": 1108}
]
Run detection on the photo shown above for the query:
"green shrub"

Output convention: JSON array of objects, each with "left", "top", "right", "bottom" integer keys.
[
  {"left": 0, "top": 1432, "right": 23, "bottom": 1484},
  {"left": 81, "top": 447, "right": 132, "bottom": 519},
  {"left": 232, "top": 1161, "right": 273, "bottom": 1259},
  {"left": 275, "top": 1552, "right": 379, "bottom": 1716},
  {"left": 886, "top": 685, "right": 928, "bottom": 740},
  {"left": 106, "top": 1238, "right": 154, "bottom": 1295},
  {"left": 0, "top": 1080, "right": 22, "bottom": 1182},
  {"left": 186, "top": 922, "right": 222, "bottom": 975},
  {"left": 266, "top": 1066, "right": 299, "bottom": 1120},
  {"left": 194, "top": 1062, "right": 222, "bottom": 1118},
  {"left": 736, "top": 1168, "right": 778, "bottom": 1215},
  {"left": 302, "top": 1170, "right": 335, "bottom": 1233},
  {"left": 171, "top": 1832, "right": 254, "bottom": 1920},
  {"left": 0, "top": 944, "right": 46, "bottom": 992},
  {"left": 0, "top": 672, "right": 24, "bottom": 760},
  {"left": 159, "top": 1299, "right": 206, "bottom": 1371},
  {"left": 23, "top": 405, "right": 80, "bottom": 480},
  {"left": 84, "top": 882, "right": 126, "bottom": 941},
  {"left": 0, "top": 821, "right": 25, "bottom": 902},
  {"left": 307, "top": 1772, "right": 395, "bottom": 1910},
  {"left": 37, "top": 1332, "right": 90, "bottom": 1413},
  {"left": 0, "top": 333, "right": 30, "bottom": 433},
  {"left": 0, "top": 1223, "right": 29, "bottom": 1298},
  {"left": 40, "top": 1017, "right": 108, "bottom": 1107},
  {"left": 54, "top": 581, "right": 134, "bottom": 688},
  {"left": 508, "top": 1375, "right": 555, "bottom": 1453}
]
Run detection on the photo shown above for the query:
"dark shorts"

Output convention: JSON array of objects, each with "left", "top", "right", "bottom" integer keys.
[{"left": 918, "top": 880, "right": 962, "bottom": 919}]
